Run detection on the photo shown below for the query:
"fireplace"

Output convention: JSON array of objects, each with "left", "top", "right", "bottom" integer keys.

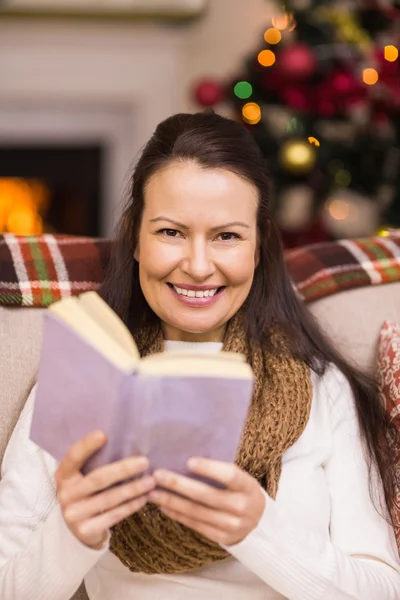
[{"left": 0, "top": 144, "right": 104, "bottom": 236}]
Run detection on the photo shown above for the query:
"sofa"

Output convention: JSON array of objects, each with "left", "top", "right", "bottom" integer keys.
[{"left": 1, "top": 232, "right": 400, "bottom": 600}]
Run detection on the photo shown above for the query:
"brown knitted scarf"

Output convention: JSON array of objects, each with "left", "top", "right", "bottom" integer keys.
[{"left": 110, "top": 312, "right": 312, "bottom": 575}]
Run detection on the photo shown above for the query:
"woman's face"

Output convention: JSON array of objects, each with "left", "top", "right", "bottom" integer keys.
[{"left": 136, "top": 161, "right": 259, "bottom": 342}]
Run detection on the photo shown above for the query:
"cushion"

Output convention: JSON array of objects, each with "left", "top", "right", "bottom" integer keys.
[
  {"left": 0, "top": 307, "right": 45, "bottom": 464},
  {"left": 377, "top": 321, "right": 400, "bottom": 547},
  {"left": 309, "top": 282, "right": 400, "bottom": 374},
  {"left": 286, "top": 233, "right": 400, "bottom": 302},
  {"left": 378, "top": 322, "right": 400, "bottom": 427}
]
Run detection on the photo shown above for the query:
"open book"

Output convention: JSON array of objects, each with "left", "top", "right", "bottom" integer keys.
[{"left": 30, "top": 292, "right": 254, "bottom": 478}]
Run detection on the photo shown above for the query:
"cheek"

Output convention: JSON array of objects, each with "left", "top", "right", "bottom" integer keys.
[
  {"left": 220, "top": 246, "right": 257, "bottom": 286},
  {"left": 139, "top": 239, "right": 180, "bottom": 281}
]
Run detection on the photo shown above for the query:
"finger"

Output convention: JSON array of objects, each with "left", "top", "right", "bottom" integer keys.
[
  {"left": 59, "top": 456, "right": 150, "bottom": 505},
  {"left": 160, "top": 507, "right": 230, "bottom": 546},
  {"left": 64, "top": 476, "right": 156, "bottom": 523},
  {"left": 187, "top": 459, "right": 250, "bottom": 492},
  {"left": 76, "top": 494, "right": 149, "bottom": 538},
  {"left": 56, "top": 431, "right": 107, "bottom": 480},
  {"left": 153, "top": 470, "right": 234, "bottom": 512},
  {"left": 149, "top": 489, "right": 241, "bottom": 531}
]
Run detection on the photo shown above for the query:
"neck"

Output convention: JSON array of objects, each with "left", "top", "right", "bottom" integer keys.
[{"left": 161, "top": 323, "right": 226, "bottom": 343}]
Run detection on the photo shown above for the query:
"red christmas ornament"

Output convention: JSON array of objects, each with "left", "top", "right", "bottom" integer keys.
[
  {"left": 277, "top": 43, "right": 317, "bottom": 81},
  {"left": 281, "top": 85, "right": 312, "bottom": 111},
  {"left": 331, "top": 71, "right": 356, "bottom": 95},
  {"left": 193, "top": 79, "right": 225, "bottom": 107}
]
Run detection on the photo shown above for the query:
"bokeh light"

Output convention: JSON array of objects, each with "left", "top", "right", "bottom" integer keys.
[
  {"left": 242, "top": 102, "right": 262, "bottom": 125},
  {"left": 258, "top": 49, "right": 276, "bottom": 67},
  {"left": 264, "top": 28, "right": 282, "bottom": 45},
  {"left": 308, "top": 136, "right": 320, "bottom": 147},
  {"left": 234, "top": 81, "right": 253, "bottom": 100},
  {"left": 271, "top": 12, "right": 296, "bottom": 32},
  {"left": 384, "top": 45, "right": 399, "bottom": 62},
  {"left": 362, "top": 68, "right": 379, "bottom": 85},
  {"left": 334, "top": 169, "right": 352, "bottom": 187},
  {"left": 328, "top": 199, "right": 351, "bottom": 221},
  {"left": 376, "top": 226, "right": 391, "bottom": 237}
]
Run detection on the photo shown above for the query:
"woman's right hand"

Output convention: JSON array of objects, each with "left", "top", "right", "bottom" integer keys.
[{"left": 55, "top": 430, "right": 155, "bottom": 550}]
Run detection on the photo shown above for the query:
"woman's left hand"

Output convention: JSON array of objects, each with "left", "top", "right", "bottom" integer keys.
[{"left": 149, "top": 458, "right": 266, "bottom": 546}]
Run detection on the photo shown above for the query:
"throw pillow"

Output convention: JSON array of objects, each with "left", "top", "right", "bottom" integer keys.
[{"left": 377, "top": 321, "right": 400, "bottom": 546}]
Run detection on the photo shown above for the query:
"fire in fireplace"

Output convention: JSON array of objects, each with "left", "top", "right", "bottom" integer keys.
[{"left": 0, "top": 145, "right": 104, "bottom": 236}]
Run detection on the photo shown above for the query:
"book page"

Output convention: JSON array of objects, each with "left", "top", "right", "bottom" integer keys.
[
  {"left": 49, "top": 297, "right": 136, "bottom": 372},
  {"left": 78, "top": 292, "right": 140, "bottom": 361}
]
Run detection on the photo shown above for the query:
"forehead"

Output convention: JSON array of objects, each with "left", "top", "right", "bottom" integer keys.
[{"left": 143, "top": 161, "right": 258, "bottom": 221}]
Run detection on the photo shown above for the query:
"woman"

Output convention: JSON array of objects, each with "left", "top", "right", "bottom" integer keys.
[{"left": 0, "top": 111, "right": 399, "bottom": 600}]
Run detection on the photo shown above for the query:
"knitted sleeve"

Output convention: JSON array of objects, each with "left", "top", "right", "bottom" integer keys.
[
  {"left": 0, "top": 386, "right": 108, "bottom": 600},
  {"left": 224, "top": 366, "right": 400, "bottom": 600}
]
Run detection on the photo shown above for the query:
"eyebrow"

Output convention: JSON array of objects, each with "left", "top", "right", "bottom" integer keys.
[{"left": 149, "top": 217, "right": 250, "bottom": 230}]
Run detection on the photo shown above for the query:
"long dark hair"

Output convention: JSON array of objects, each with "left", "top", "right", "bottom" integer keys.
[{"left": 99, "top": 111, "right": 394, "bottom": 515}]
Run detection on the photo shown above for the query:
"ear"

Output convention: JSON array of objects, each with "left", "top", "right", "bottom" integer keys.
[{"left": 134, "top": 247, "right": 140, "bottom": 261}]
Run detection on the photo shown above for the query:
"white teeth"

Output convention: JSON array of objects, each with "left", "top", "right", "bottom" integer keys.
[{"left": 172, "top": 285, "right": 219, "bottom": 298}]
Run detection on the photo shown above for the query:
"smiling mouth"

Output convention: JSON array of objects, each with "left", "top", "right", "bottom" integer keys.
[{"left": 167, "top": 283, "right": 226, "bottom": 298}]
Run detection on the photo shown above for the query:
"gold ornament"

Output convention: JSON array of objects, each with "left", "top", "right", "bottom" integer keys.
[{"left": 279, "top": 139, "right": 317, "bottom": 174}]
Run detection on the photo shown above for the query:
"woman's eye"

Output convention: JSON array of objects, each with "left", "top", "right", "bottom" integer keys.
[
  {"left": 159, "top": 228, "right": 180, "bottom": 237},
  {"left": 218, "top": 232, "right": 240, "bottom": 241}
]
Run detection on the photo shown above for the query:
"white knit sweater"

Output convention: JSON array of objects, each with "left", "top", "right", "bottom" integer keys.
[{"left": 0, "top": 340, "right": 399, "bottom": 600}]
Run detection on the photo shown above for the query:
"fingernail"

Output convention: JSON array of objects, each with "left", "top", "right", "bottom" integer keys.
[{"left": 187, "top": 458, "right": 199, "bottom": 469}]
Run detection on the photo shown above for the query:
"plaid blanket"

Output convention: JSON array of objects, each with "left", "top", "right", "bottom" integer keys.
[
  {"left": 0, "top": 234, "right": 111, "bottom": 307},
  {"left": 0, "top": 232, "right": 399, "bottom": 308},
  {"left": 286, "top": 233, "right": 400, "bottom": 302}
]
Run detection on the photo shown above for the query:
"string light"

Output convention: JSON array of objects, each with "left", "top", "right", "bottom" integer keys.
[
  {"left": 264, "top": 28, "right": 282, "bottom": 45},
  {"left": 376, "top": 226, "right": 391, "bottom": 237},
  {"left": 328, "top": 199, "right": 351, "bottom": 221},
  {"left": 271, "top": 12, "right": 296, "bottom": 32},
  {"left": 234, "top": 81, "right": 253, "bottom": 100},
  {"left": 258, "top": 49, "right": 276, "bottom": 67},
  {"left": 362, "top": 67, "right": 379, "bottom": 85},
  {"left": 242, "top": 102, "right": 262, "bottom": 125},
  {"left": 308, "top": 137, "right": 320, "bottom": 147},
  {"left": 384, "top": 45, "right": 399, "bottom": 62}
]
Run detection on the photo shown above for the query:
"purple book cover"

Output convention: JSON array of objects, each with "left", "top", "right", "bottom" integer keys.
[{"left": 30, "top": 314, "right": 254, "bottom": 478}]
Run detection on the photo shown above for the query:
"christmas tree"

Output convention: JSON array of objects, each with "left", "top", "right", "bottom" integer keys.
[{"left": 193, "top": 0, "right": 400, "bottom": 247}]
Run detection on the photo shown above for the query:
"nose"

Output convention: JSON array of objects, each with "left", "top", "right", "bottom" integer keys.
[{"left": 181, "top": 237, "right": 216, "bottom": 281}]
